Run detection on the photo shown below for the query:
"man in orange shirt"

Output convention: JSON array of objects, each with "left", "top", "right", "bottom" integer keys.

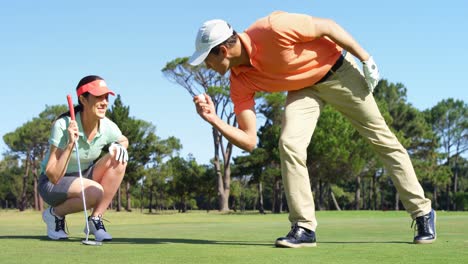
[{"left": 189, "top": 11, "right": 436, "bottom": 248}]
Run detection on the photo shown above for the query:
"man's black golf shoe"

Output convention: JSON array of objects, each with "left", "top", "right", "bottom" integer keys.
[
  {"left": 275, "top": 224, "right": 317, "bottom": 248},
  {"left": 413, "top": 209, "right": 436, "bottom": 244}
]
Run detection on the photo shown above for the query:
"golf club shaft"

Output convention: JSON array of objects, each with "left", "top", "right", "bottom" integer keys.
[
  {"left": 75, "top": 142, "right": 91, "bottom": 241},
  {"left": 67, "top": 95, "right": 91, "bottom": 241}
]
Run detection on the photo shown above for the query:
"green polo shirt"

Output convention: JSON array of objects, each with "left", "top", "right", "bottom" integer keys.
[{"left": 41, "top": 112, "right": 122, "bottom": 174}]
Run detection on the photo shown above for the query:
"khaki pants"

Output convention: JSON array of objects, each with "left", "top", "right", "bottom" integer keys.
[{"left": 279, "top": 53, "right": 432, "bottom": 231}]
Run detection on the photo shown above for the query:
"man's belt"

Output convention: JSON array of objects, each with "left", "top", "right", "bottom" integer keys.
[{"left": 316, "top": 53, "right": 345, "bottom": 84}]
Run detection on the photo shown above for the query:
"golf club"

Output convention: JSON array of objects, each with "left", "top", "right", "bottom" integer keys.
[{"left": 67, "top": 95, "right": 102, "bottom": 246}]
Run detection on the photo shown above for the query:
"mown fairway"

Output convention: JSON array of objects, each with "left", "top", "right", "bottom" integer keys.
[{"left": 0, "top": 210, "right": 467, "bottom": 264}]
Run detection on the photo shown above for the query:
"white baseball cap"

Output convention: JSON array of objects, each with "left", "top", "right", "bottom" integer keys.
[{"left": 188, "top": 19, "right": 233, "bottom": 66}]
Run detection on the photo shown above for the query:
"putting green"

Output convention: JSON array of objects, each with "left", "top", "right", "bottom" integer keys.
[{"left": 0, "top": 210, "right": 467, "bottom": 264}]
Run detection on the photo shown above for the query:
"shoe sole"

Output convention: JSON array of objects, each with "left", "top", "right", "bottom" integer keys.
[
  {"left": 83, "top": 233, "right": 112, "bottom": 242},
  {"left": 84, "top": 229, "right": 112, "bottom": 242},
  {"left": 47, "top": 235, "right": 68, "bottom": 240},
  {"left": 46, "top": 231, "right": 68, "bottom": 240},
  {"left": 413, "top": 210, "right": 437, "bottom": 244},
  {"left": 275, "top": 241, "right": 317, "bottom": 248},
  {"left": 414, "top": 238, "right": 436, "bottom": 244}
]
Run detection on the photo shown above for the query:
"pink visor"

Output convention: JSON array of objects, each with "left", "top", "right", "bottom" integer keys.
[{"left": 76, "top": 80, "right": 116, "bottom": 97}]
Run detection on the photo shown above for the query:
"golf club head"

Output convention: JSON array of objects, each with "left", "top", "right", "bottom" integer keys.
[{"left": 82, "top": 240, "right": 102, "bottom": 246}]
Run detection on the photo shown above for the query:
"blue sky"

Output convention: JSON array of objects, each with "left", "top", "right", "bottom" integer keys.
[{"left": 1, "top": 0, "right": 466, "bottom": 164}]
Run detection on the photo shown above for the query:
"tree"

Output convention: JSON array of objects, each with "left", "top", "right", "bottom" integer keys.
[
  {"left": 108, "top": 96, "right": 157, "bottom": 211},
  {"left": 0, "top": 155, "right": 22, "bottom": 208},
  {"left": 228, "top": 170, "right": 257, "bottom": 212},
  {"left": 307, "top": 105, "right": 374, "bottom": 210},
  {"left": 195, "top": 165, "right": 218, "bottom": 212},
  {"left": 167, "top": 155, "right": 203, "bottom": 212},
  {"left": 426, "top": 99, "right": 467, "bottom": 209},
  {"left": 162, "top": 57, "right": 236, "bottom": 211},
  {"left": 3, "top": 105, "right": 66, "bottom": 211},
  {"left": 233, "top": 148, "right": 267, "bottom": 213},
  {"left": 256, "top": 93, "right": 285, "bottom": 213},
  {"left": 233, "top": 93, "right": 286, "bottom": 213},
  {"left": 374, "top": 80, "right": 435, "bottom": 155},
  {"left": 145, "top": 136, "right": 182, "bottom": 213},
  {"left": 144, "top": 163, "right": 170, "bottom": 212},
  {"left": 107, "top": 95, "right": 184, "bottom": 212}
]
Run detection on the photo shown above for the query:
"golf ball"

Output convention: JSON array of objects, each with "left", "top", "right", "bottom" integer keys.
[{"left": 197, "top": 94, "right": 206, "bottom": 103}]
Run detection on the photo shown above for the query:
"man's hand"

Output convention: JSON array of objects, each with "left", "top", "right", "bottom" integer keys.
[
  {"left": 194, "top": 93, "right": 217, "bottom": 124},
  {"left": 362, "top": 56, "right": 380, "bottom": 92},
  {"left": 109, "top": 142, "right": 128, "bottom": 163}
]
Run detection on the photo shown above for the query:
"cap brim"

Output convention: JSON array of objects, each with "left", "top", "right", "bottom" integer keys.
[
  {"left": 188, "top": 49, "right": 210, "bottom": 66},
  {"left": 87, "top": 86, "right": 115, "bottom": 96}
]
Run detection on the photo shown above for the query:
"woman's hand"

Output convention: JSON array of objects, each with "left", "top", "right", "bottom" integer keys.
[{"left": 67, "top": 120, "right": 79, "bottom": 144}]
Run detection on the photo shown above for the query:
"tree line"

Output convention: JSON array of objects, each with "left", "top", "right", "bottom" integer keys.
[{"left": 1, "top": 58, "right": 467, "bottom": 213}]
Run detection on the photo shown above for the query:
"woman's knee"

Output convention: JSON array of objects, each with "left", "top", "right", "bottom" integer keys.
[
  {"left": 93, "top": 155, "right": 127, "bottom": 180},
  {"left": 115, "top": 162, "right": 127, "bottom": 175},
  {"left": 104, "top": 161, "right": 127, "bottom": 178},
  {"left": 85, "top": 183, "right": 104, "bottom": 205}
]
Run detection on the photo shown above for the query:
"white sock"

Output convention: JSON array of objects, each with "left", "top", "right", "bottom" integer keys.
[{"left": 51, "top": 208, "right": 64, "bottom": 220}]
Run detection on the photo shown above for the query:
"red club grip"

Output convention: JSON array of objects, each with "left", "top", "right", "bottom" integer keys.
[{"left": 67, "top": 95, "right": 75, "bottom": 121}]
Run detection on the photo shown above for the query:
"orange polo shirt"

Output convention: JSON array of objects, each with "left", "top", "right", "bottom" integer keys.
[{"left": 230, "top": 11, "right": 342, "bottom": 114}]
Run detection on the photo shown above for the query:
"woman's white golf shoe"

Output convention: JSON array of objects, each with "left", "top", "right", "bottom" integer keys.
[
  {"left": 42, "top": 207, "right": 68, "bottom": 240},
  {"left": 84, "top": 215, "right": 112, "bottom": 242}
]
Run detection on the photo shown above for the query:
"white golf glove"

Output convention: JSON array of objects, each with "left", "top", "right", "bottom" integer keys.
[
  {"left": 109, "top": 142, "right": 128, "bottom": 163},
  {"left": 362, "top": 56, "right": 380, "bottom": 92}
]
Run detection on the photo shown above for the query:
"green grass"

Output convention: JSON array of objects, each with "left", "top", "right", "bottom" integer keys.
[{"left": 0, "top": 210, "right": 467, "bottom": 264}]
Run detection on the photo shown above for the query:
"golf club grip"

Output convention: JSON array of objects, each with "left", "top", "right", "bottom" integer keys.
[{"left": 67, "top": 95, "right": 75, "bottom": 120}]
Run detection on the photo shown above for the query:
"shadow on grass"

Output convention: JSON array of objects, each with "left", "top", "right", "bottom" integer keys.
[
  {"left": 0, "top": 235, "right": 71, "bottom": 242},
  {"left": 320, "top": 241, "right": 412, "bottom": 244},
  {"left": 0, "top": 235, "right": 271, "bottom": 246},
  {"left": 0, "top": 235, "right": 411, "bottom": 245},
  {"left": 111, "top": 237, "right": 273, "bottom": 246}
]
